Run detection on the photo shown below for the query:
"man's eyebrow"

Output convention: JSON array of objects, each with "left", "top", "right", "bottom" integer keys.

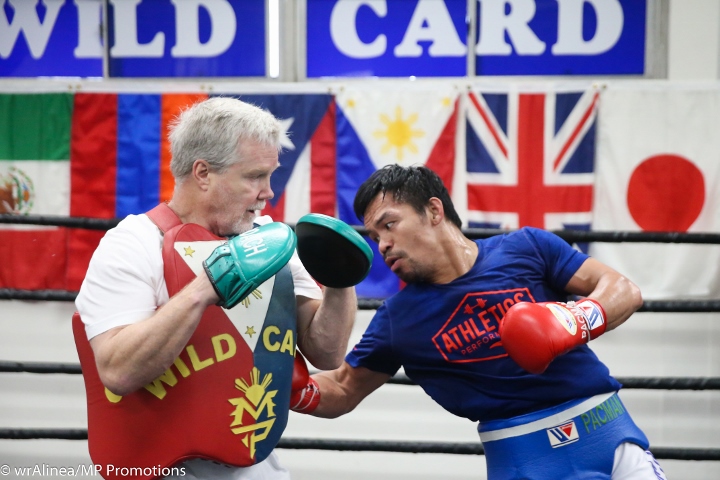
[
  {"left": 247, "top": 163, "right": 280, "bottom": 175},
  {"left": 372, "top": 211, "right": 391, "bottom": 228}
]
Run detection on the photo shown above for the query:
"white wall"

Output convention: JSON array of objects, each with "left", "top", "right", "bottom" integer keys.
[{"left": 667, "top": 0, "right": 720, "bottom": 80}]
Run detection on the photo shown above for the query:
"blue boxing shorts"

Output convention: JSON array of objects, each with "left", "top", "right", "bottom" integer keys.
[{"left": 478, "top": 392, "right": 649, "bottom": 480}]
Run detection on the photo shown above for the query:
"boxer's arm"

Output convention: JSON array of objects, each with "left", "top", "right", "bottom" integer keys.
[
  {"left": 293, "top": 361, "right": 390, "bottom": 418},
  {"left": 500, "top": 258, "right": 643, "bottom": 374},
  {"left": 564, "top": 258, "right": 643, "bottom": 332}
]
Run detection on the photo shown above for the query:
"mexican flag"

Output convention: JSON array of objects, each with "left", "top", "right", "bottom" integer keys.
[
  {"left": 0, "top": 92, "right": 208, "bottom": 291},
  {"left": 0, "top": 93, "right": 74, "bottom": 290}
]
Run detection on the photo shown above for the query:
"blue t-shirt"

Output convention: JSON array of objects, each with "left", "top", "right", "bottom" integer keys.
[{"left": 346, "top": 227, "right": 621, "bottom": 423}]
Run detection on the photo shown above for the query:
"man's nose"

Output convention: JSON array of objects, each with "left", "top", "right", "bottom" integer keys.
[
  {"left": 378, "top": 237, "right": 391, "bottom": 256},
  {"left": 260, "top": 180, "right": 274, "bottom": 200}
]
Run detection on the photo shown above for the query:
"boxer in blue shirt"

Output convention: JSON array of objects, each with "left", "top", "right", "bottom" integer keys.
[{"left": 290, "top": 165, "right": 667, "bottom": 480}]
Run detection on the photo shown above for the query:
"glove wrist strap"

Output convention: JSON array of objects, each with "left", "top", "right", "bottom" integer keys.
[
  {"left": 576, "top": 298, "right": 607, "bottom": 340},
  {"left": 291, "top": 377, "right": 321, "bottom": 414}
]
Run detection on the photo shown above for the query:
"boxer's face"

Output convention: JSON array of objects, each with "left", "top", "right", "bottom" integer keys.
[
  {"left": 208, "top": 139, "right": 278, "bottom": 237},
  {"left": 363, "top": 193, "right": 437, "bottom": 284}
]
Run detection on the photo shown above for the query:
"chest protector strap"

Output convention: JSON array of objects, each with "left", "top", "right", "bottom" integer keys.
[{"left": 72, "top": 204, "right": 297, "bottom": 479}]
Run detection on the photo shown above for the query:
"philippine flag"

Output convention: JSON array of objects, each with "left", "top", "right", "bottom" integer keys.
[{"left": 335, "top": 85, "right": 460, "bottom": 298}]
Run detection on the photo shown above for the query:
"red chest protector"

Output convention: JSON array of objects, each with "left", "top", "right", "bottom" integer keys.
[{"left": 72, "top": 204, "right": 297, "bottom": 479}]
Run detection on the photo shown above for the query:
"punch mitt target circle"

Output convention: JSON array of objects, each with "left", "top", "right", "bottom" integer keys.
[{"left": 296, "top": 214, "right": 373, "bottom": 288}]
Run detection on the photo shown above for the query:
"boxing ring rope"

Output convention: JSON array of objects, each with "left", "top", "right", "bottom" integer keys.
[
  {"left": 2, "top": 289, "right": 720, "bottom": 312},
  {"left": 2, "top": 215, "right": 720, "bottom": 463},
  {"left": 4, "top": 213, "right": 720, "bottom": 244},
  {"left": 1, "top": 360, "right": 719, "bottom": 391},
  {"left": 1, "top": 364, "right": 719, "bottom": 461},
  {"left": 1, "top": 428, "right": 719, "bottom": 462}
]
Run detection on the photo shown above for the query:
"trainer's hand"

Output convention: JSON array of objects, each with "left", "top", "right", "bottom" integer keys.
[
  {"left": 500, "top": 299, "right": 607, "bottom": 375},
  {"left": 289, "top": 351, "right": 320, "bottom": 414},
  {"left": 203, "top": 222, "right": 296, "bottom": 309}
]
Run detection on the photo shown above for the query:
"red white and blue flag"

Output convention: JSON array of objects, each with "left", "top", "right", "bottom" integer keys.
[
  {"left": 465, "top": 87, "right": 600, "bottom": 241},
  {"left": 239, "top": 94, "right": 337, "bottom": 223}
]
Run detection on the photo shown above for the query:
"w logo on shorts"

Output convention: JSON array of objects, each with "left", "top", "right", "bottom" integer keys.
[{"left": 547, "top": 421, "right": 580, "bottom": 448}]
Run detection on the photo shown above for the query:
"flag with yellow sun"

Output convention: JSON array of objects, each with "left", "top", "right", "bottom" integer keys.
[
  {"left": 335, "top": 85, "right": 460, "bottom": 298},
  {"left": 335, "top": 85, "right": 460, "bottom": 222}
]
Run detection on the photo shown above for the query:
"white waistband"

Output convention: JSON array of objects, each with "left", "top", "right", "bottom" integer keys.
[{"left": 479, "top": 391, "right": 615, "bottom": 443}]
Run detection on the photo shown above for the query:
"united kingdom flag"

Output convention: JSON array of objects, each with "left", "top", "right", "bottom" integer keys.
[{"left": 465, "top": 88, "right": 599, "bottom": 239}]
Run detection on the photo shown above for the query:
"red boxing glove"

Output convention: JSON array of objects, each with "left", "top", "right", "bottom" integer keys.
[
  {"left": 499, "top": 299, "right": 607, "bottom": 375},
  {"left": 289, "top": 351, "right": 321, "bottom": 414}
]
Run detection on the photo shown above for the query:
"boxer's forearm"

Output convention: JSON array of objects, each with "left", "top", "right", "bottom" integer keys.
[{"left": 309, "top": 363, "right": 390, "bottom": 418}]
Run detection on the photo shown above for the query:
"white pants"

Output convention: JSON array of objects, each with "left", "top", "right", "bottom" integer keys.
[
  {"left": 612, "top": 443, "right": 668, "bottom": 479},
  {"left": 165, "top": 452, "right": 291, "bottom": 480}
]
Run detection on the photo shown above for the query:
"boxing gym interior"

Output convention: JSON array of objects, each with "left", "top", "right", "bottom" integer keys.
[{"left": 1, "top": 1, "right": 718, "bottom": 479}]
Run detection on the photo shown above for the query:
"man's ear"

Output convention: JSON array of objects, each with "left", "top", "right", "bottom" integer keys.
[
  {"left": 192, "top": 159, "right": 211, "bottom": 190},
  {"left": 427, "top": 197, "right": 444, "bottom": 225}
]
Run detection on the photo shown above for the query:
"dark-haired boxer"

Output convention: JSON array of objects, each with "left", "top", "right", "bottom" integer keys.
[{"left": 291, "top": 164, "right": 667, "bottom": 480}]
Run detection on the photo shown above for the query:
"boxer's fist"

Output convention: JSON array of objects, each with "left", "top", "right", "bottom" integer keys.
[
  {"left": 500, "top": 299, "right": 607, "bottom": 374},
  {"left": 290, "top": 351, "right": 320, "bottom": 414},
  {"left": 203, "top": 222, "right": 296, "bottom": 309}
]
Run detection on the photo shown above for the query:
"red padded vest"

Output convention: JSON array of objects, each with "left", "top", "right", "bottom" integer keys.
[{"left": 72, "top": 204, "right": 297, "bottom": 479}]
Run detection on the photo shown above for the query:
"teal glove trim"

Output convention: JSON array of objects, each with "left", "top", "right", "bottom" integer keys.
[{"left": 203, "top": 222, "right": 297, "bottom": 309}]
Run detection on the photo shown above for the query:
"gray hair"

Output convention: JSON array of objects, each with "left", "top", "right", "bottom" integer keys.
[{"left": 168, "top": 97, "right": 282, "bottom": 179}]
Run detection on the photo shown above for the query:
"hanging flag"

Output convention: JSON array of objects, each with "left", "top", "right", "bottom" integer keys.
[
  {"left": 3, "top": 92, "right": 334, "bottom": 291},
  {"left": 68, "top": 92, "right": 207, "bottom": 290},
  {"left": 0, "top": 93, "right": 73, "bottom": 290},
  {"left": 335, "top": 86, "right": 460, "bottom": 298},
  {"left": 0, "top": 92, "right": 207, "bottom": 291},
  {"left": 591, "top": 86, "right": 720, "bottom": 299},
  {"left": 239, "top": 94, "right": 337, "bottom": 223},
  {"left": 70, "top": 92, "right": 208, "bottom": 220},
  {"left": 465, "top": 87, "right": 599, "bottom": 239}
]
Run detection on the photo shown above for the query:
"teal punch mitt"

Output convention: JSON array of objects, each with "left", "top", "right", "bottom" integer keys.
[
  {"left": 295, "top": 214, "right": 373, "bottom": 288},
  {"left": 203, "top": 222, "right": 296, "bottom": 309}
]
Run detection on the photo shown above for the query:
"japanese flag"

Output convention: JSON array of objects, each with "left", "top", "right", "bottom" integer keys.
[{"left": 591, "top": 84, "right": 720, "bottom": 299}]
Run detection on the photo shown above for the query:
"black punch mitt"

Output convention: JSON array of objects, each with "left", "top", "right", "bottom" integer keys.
[{"left": 295, "top": 213, "right": 373, "bottom": 288}]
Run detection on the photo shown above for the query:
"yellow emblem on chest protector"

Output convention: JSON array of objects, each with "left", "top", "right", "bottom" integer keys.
[
  {"left": 228, "top": 367, "right": 278, "bottom": 459},
  {"left": 240, "top": 289, "right": 263, "bottom": 308}
]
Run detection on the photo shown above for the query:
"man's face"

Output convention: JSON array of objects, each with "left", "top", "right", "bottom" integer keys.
[
  {"left": 363, "top": 193, "right": 437, "bottom": 284},
  {"left": 207, "top": 139, "right": 279, "bottom": 236}
]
